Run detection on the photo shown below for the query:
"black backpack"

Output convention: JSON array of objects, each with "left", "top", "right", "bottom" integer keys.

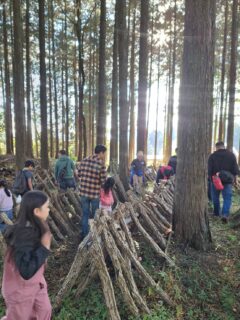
[
  {"left": 12, "top": 170, "right": 27, "bottom": 195},
  {"left": 219, "top": 170, "right": 234, "bottom": 184}
]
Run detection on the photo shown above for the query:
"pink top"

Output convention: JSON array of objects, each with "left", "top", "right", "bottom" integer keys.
[
  {"left": 100, "top": 189, "right": 114, "bottom": 207},
  {"left": 0, "top": 188, "right": 13, "bottom": 211},
  {"left": 2, "top": 250, "right": 46, "bottom": 299}
]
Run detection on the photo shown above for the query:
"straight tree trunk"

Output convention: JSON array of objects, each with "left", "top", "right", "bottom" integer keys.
[
  {"left": 227, "top": 0, "right": 238, "bottom": 151},
  {"left": 74, "top": 45, "right": 79, "bottom": 157},
  {"left": 97, "top": 0, "right": 106, "bottom": 145},
  {"left": 76, "top": 0, "right": 85, "bottom": 161},
  {"left": 153, "top": 49, "right": 161, "bottom": 168},
  {"left": 25, "top": 0, "right": 33, "bottom": 158},
  {"left": 128, "top": 1, "right": 136, "bottom": 165},
  {"left": 13, "top": 0, "right": 25, "bottom": 168},
  {"left": 39, "top": 0, "right": 49, "bottom": 169},
  {"left": 118, "top": 0, "right": 129, "bottom": 189},
  {"left": 110, "top": 0, "right": 119, "bottom": 162},
  {"left": 165, "top": 0, "right": 177, "bottom": 161},
  {"left": 208, "top": 0, "right": 217, "bottom": 153},
  {"left": 145, "top": 10, "right": 154, "bottom": 158},
  {"left": 64, "top": 2, "right": 69, "bottom": 154},
  {"left": 51, "top": 0, "right": 59, "bottom": 158},
  {"left": 47, "top": 5, "right": 54, "bottom": 158},
  {"left": 3, "top": 5, "right": 13, "bottom": 154},
  {"left": 218, "top": 0, "right": 228, "bottom": 142},
  {"left": 31, "top": 75, "right": 39, "bottom": 158},
  {"left": 173, "top": 0, "right": 215, "bottom": 250},
  {"left": 137, "top": 0, "right": 149, "bottom": 153}
]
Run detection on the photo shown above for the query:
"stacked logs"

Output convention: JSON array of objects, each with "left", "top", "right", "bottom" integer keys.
[
  {"left": 54, "top": 178, "right": 175, "bottom": 319},
  {"left": 34, "top": 169, "right": 82, "bottom": 243}
]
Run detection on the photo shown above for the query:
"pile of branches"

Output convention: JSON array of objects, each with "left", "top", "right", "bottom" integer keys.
[{"left": 54, "top": 178, "right": 175, "bottom": 319}]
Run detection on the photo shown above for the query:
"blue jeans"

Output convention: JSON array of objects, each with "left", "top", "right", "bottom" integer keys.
[
  {"left": 211, "top": 183, "right": 232, "bottom": 217},
  {"left": 81, "top": 196, "right": 99, "bottom": 237},
  {"left": 0, "top": 209, "right": 13, "bottom": 232},
  {"left": 59, "top": 178, "right": 76, "bottom": 191}
]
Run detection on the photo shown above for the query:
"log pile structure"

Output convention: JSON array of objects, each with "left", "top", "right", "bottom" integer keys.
[{"left": 54, "top": 177, "right": 176, "bottom": 319}]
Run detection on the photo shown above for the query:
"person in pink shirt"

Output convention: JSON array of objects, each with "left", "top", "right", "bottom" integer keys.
[
  {"left": 1, "top": 190, "right": 52, "bottom": 320},
  {"left": 0, "top": 180, "right": 13, "bottom": 232},
  {"left": 100, "top": 177, "right": 115, "bottom": 213}
]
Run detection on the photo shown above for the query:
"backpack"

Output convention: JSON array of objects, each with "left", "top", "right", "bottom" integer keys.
[
  {"left": 58, "top": 159, "right": 69, "bottom": 181},
  {"left": 219, "top": 170, "right": 234, "bottom": 184},
  {"left": 12, "top": 170, "right": 27, "bottom": 195},
  {"left": 160, "top": 165, "right": 174, "bottom": 180}
]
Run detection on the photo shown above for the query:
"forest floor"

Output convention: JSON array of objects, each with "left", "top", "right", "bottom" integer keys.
[{"left": 0, "top": 192, "right": 239, "bottom": 320}]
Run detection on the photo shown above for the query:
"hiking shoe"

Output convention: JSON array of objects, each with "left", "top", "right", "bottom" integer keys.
[{"left": 221, "top": 217, "right": 228, "bottom": 224}]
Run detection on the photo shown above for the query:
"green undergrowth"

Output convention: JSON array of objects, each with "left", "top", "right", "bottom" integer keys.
[{"left": 0, "top": 195, "right": 239, "bottom": 320}]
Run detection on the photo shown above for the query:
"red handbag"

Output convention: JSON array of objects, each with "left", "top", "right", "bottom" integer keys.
[{"left": 212, "top": 175, "right": 224, "bottom": 191}]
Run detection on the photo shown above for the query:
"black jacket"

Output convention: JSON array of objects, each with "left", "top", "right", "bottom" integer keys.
[
  {"left": 168, "top": 156, "right": 177, "bottom": 174},
  {"left": 208, "top": 149, "right": 239, "bottom": 178}
]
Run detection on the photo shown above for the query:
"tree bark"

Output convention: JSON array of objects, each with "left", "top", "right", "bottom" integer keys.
[
  {"left": 47, "top": 3, "right": 53, "bottom": 158},
  {"left": 3, "top": 4, "right": 13, "bottom": 154},
  {"left": 218, "top": 0, "right": 229, "bottom": 142},
  {"left": 64, "top": 2, "right": 69, "bottom": 154},
  {"left": 227, "top": 0, "right": 238, "bottom": 151},
  {"left": 128, "top": 1, "right": 137, "bottom": 165},
  {"left": 97, "top": 0, "right": 106, "bottom": 145},
  {"left": 137, "top": 0, "right": 149, "bottom": 153},
  {"left": 39, "top": 0, "right": 49, "bottom": 168},
  {"left": 13, "top": 0, "right": 26, "bottom": 169},
  {"left": 173, "top": 0, "right": 215, "bottom": 250},
  {"left": 110, "top": 0, "right": 119, "bottom": 162},
  {"left": 118, "top": 0, "right": 129, "bottom": 189}
]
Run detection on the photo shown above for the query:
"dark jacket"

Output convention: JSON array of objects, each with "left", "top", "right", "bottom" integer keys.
[
  {"left": 208, "top": 149, "right": 239, "bottom": 179},
  {"left": 168, "top": 156, "right": 177, "bottom": 174}
]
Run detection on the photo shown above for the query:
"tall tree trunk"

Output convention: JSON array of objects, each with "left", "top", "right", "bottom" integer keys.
[
  {"left": 74, "top": 45, "right": 79, "bottom": 157},
  {"left": 61, "top": 29, "right": 65, "bottom": 150},
  {"left": 227, "top": 0, "right": 238, "bottom": 151},
  {"left": 110, "top": 0, "right": 119, "bottom": 162},
  {"left": 64, "top": 2, "right": 69, "bottom": 154},
  {"left": 25, "top": 0, "right": 33, "bottom": 158},
  {"left": 137, "top": 0, "right": 149, "bottom": 153},
  {"left": 153, "top": 49, "right": 161, "bottom": 168},
  {"left": 218, "top": 0, "right": 228, "bottom": 142},
  {"left": 208, "top": 0, "right": 217, "bottom": 153},
  {"left": 128, "top": 1, "right": 136, "bottom": 165},
  {"left": 145, "top": 9, "right": 154, "bottom": 159},
  {"left": 31, "top": 75, "right": 39, "bottom": 158},
  {"left": 76, "top": 0, "right": 85, "bottom": 161},
  {"left": 165, "top": 0, "right": 177, "bottom": 161},
  {"left": 51, "top": 0, "right": 59, "bottom": 158},
  {"left": 173, "top": 0, "right": 215, "bottom": 250},
  {"left": 118, "top": 0, "right": 129, "bottom": 189},
  {"left": 97, "top": 0, "right": 106, "bottom": 145},
  {"left": 13, "top": 0, "right": 25, "bottom": 168},
  {"left": 39, "top": 0, "right": 49, "bottom": 169},
  {"left": 47, "top": 4, "right": 53, "bottom": 158},
  {"left": 3, "top": 5, "right": 13, "bottom": 154}
]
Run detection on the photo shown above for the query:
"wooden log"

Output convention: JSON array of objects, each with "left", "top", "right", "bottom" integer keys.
[
  {"left": 0, "top": 212, "right": 13, "bottom": 225},
  {"left": 75, "top": 263, "right": 98, "bottom": 298},
  {"left": 102, "top": 215, "right": 150, "bottom": 314},
  {"left": 114, "top": 175, "right": 128, "bottom": 202},
  {"left": 54, "top": 234, "right": 92, "bottom": 310},
  {"left": 48, "top": 216, "right": 65, "bottom": 241},
  {"left": 126, "top": 204, "right": 174, "bottom": 267},
  {"left": 90, "top": 222, "right": 121, "bottom": 320},
  {"left": 49, "top": 204, "right": 74, "bottom": 236},
  {"left": 65, "top": 189, "right": 82, "bottom": 217},
  {"left": 102, "top": 227, "right": 139, "bottom": 315},
  {"left": 137, "top": 204, "right": 167, "bottom": 249}
]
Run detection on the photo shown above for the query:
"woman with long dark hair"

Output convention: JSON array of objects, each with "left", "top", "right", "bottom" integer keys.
[
  {"left": 0, "top": 179, "right": 13, "bottom": 231},
  {"left": 1, "top": 190, "right": 52, "bottom": 320}
]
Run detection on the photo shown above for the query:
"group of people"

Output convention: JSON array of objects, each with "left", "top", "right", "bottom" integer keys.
[{"left": 0, "top": 141, "right": 238, "bottom": 319}]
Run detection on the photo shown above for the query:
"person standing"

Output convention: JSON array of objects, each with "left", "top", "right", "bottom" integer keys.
[
  {"left": 78, "top": 145, "right": 107, "bottom": 238},
  {"left": 0, "top": 180, "right": 13, "bottom": 232},
  {"left": 168, "top": 148, "right": 178, "bottom": 174},
  {"left": 100, "top": 177, "right": 115, "bottom": 214},
  {"left": 130, "top": 151, "right": 146, "bottom": 190},
  {"left": 55, "top": 150, "right": 77, "bottom": 191},
  {"left": 208, "top": 141, "right": 239, "bottom": 222}
]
